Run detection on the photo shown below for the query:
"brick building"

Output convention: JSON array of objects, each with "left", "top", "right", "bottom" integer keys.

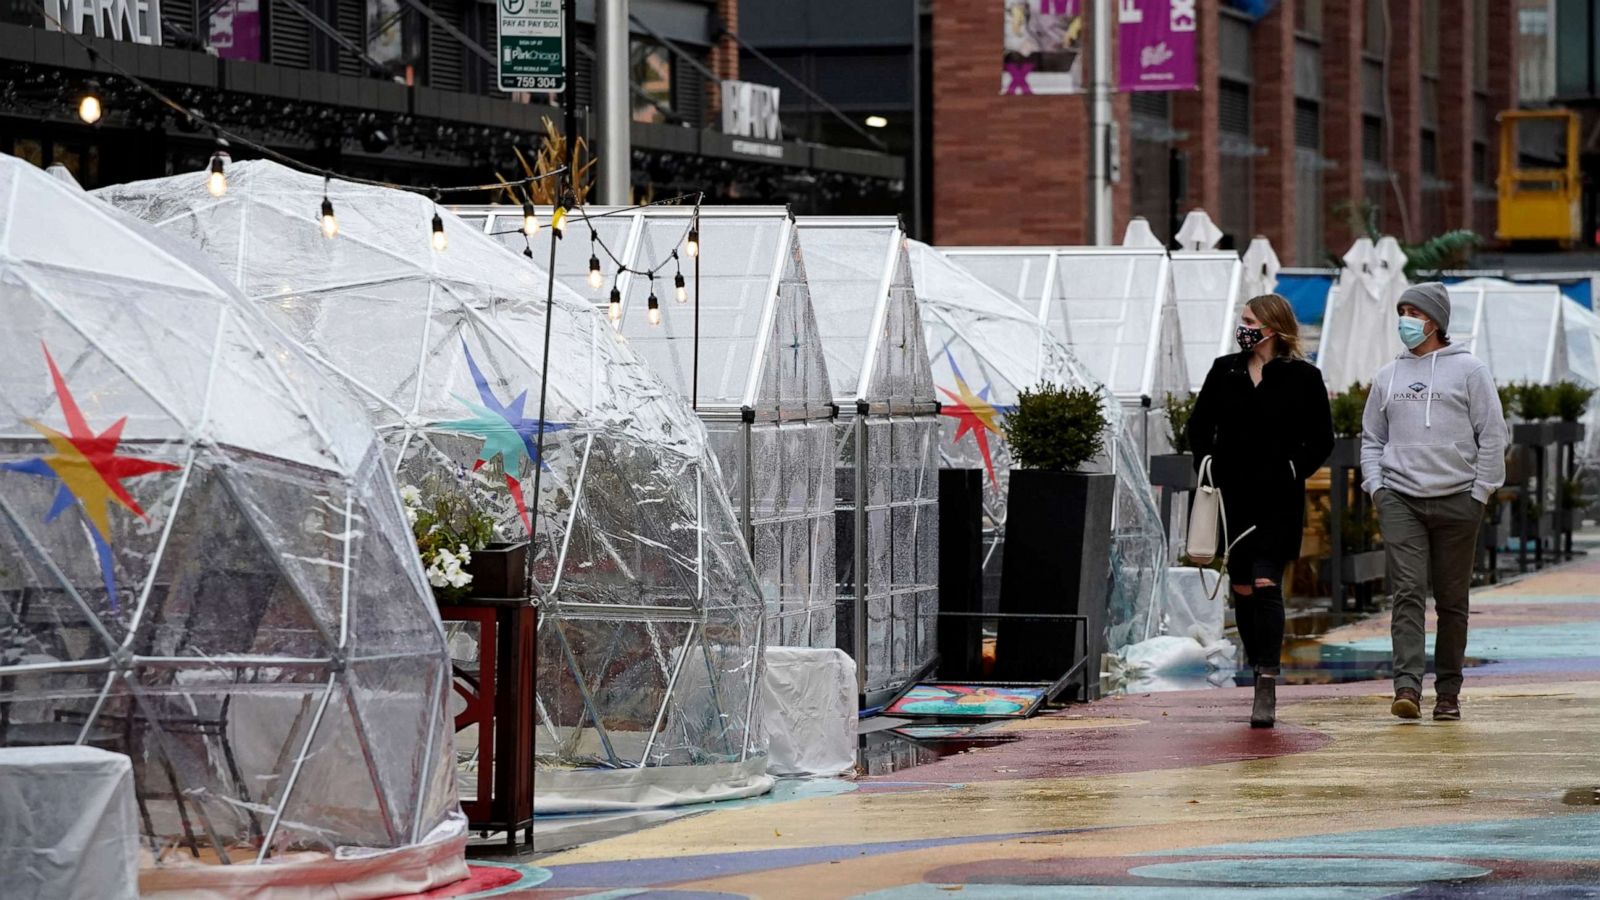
[{"left": 932, "top": 0, "right": 1519, "bottom": 264}]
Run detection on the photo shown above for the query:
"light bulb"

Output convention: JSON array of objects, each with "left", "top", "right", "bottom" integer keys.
[
  {"left": 674, "top": 272, "right": 687, "bottom": 303},
  {"left": 320, "top": 197, "right": 339, "bottom": 238},
  {"left": 684, "top": 227, "right": 699, "bottom": 258},
  {"left": 608, "top": 286, "right": 622, "bottom": 322},
  {"left": 431, "top": 212, "right": 448, "bottom": 251},
  {"left": 551, "top": 206, "right": 568, "bottom": 237},
  {"left": 647, "top": 291, "right": 661, "bottom": 326},
  {"left": 522, "top": 201, "right": 539, "bottom": 235},
  {"left": 587, "top": 255, "right": 603, "bottom": 291},
  {"left": 206, "top": 154, "right": 228, "bottom": 197},
  {"left": 78, "top": 92, "right": 102, "bottom": 125}
]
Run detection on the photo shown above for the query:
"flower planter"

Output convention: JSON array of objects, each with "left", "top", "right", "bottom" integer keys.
[
  {"left": 1148, "top": 453, "right": 1197, "bottom": 492},
  {"left": 1552, "top": 421, "right": 1587, "bottom": 445},
  {"left": 463, "top": 541, "right": 529, "bottom": 598},
  {"left": 1513, "top": 422, "right": 1555, "bottom": 446},
  {"left": 994, "top": 469, "right": 1115, "bottom": 685}
]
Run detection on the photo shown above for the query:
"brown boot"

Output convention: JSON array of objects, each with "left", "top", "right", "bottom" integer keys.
[
  {"left": 1433, "top": 694, "right": 1461, "bottom": 721},
  {"left": 1391, "top": 686, "right": 1421, "bottom": 719},
  {"left": 1250, "top": 668, "right": 1277, "bottom": 728}
]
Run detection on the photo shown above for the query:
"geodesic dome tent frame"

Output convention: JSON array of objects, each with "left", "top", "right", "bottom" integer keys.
[
  {"left": 941, "top": 246, "right": 1190, "bottom": 455},
  {"left": 457, "top": 204, "right": 839, "bottom": 653},
  {"left": 1446, "top": 279, "right": 1568, "bottom": 385},
  {"left": 103, "top": 162, "right": 770, "bottom": 813},
  {"left": 1169, "top": 250, "right": 1245, "bottom": 391},
  {"left": 0, "top": 155, "right": 466, "bottom": 893},
  {"left": 796, "top": 217, "right": 940, "bottom": 703},
  {"left": 907, "top": 240, "right": 1170, "bottom": 655}
]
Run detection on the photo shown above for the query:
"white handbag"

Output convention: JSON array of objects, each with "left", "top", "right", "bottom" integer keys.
[{"left": 1186, "top": 455, "right": 1256, "bottom": 573}]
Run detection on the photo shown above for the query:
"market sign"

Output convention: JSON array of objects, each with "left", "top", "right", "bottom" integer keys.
[
  {"left": 721, "top": 81, "right": 782, "bottom": 142},
  {"left": 44, "top": 0, "right": 162, "bottom": 45},
  {"left": 1117, "top": 0, "right": 1197, "bottom": 92},
  {"left": 498, "top": 0, "right": 564, "bottom": 93}
]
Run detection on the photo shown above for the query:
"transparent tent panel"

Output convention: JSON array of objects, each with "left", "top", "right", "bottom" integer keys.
[
  {"left": 102, "top": 163, "right": 769, "bottom": 810},
  {"left": 1170, "top": 252, "right": 1244, "bottom": 389},
  {"left": 1446, "top": 281, "right": 1566, "bottom": 385},
  {"left": 2, "top": 155, "right": 459, "bottom": 872},
  {"left": 908, "top": 241, "right": 1169, "bottom": 653}
]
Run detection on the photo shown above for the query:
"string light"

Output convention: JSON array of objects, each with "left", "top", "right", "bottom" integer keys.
[
  {"left": 608, "top": 285, "right": 622, "bottom": 322},
  {"left": 647, "top": 283, "right": 661, "bottom": 326},
  {"left": 206, "top": 138, "right": 229, "bottom": 197},
  {"left": 684, "top": 226, "right": 700, "bottom": 258},
  {"left": 431, "top": 210, "right": 448, "bottom": 252},
  {"left": 588, "top": 255, "right": 603, "bottom": 291},
  {"left": 77, "top": 81, "right": 102, "bottom": 124},
  {"left": 674, "top": 271, "right": 687, "bottom": 303},
  {"left": 319, "top": 178, "right": 338, "bottom": 238},
  {"left": 522, "top": 201, "right": 539, "bottom": 236}
]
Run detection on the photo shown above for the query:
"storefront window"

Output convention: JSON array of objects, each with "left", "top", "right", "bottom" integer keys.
[
  {"left": 631, "top": 40, "right": 673, "bottom": 123},
  {"left": 370, "top": 0, "right": 425, "bottom": 81}
]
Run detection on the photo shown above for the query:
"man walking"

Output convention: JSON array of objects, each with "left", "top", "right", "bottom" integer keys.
[{"left": 1361, "top": 283, "right": 1506, "bottom": 721}]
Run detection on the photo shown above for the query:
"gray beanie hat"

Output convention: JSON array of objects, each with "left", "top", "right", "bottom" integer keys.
[{"left": 1398, "top": 282, "right": 1451, "bottom": 333}]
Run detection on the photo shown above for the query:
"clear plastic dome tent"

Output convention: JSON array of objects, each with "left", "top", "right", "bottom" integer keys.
[
  {"left": 908, "top": 241, "right": 1170, "bottom": 651},
  {"left": 101, "top": 162, "right": 771, "bottom": 812},
  {"left": 795, "top": 218, "right": 940, "bottom": 702},
  {"left": 0, "top": 154, "right": 467, "bottom": 891},
  {"left": 1446, "top": 279, "right": 1568, "bottom": 385},
  {"left": 1169, "top": 250, "right": 1245, "bottom": 390},
  {"left": 456, "top": 204, "right": 839, "bottom": 652}
]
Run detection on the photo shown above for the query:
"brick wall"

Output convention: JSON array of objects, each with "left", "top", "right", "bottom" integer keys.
[
  {"left": 1250, "top": 0, "right": 1296, "bottom": 263},
  {"left": 1438, "top": 0, "right": 1475, "bottom": 231},
  {"left": 932, "top": 0, "right": 1090, "bottom": 244},
  {"left": 1383, "top": 0, "right": 1422, "bottom": 240},
  {"left": 1320, "top": 0, "right": 1365, "bottom": 254},
  {"left": 1173, "top": 0, "right": 1220, "bottom": 217},
  {"left": 710, "top": 0, "right": 739, "bottom": 114},
  {"left": 1486, "top": 0, "right": 1518, "bottom": 240}
]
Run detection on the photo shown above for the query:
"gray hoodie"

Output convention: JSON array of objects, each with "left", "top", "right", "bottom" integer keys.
[{"left": 1360, "top": 342, "right": 1507, "bottom": 503}]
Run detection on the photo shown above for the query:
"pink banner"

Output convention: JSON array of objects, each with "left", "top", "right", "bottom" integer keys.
[
  {"left": 1001, "top": 0, "right": 1085, "bottom": 95},
  {"left": 1117, "top": 0, "right": 1197, "bottom": 92},
  {"left": 209, "top": 0, "right": 262, "bottom": 62}
]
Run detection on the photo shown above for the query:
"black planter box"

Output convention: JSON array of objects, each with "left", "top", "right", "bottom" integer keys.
[
  {"left": 994, "top": 470, "right": 1115, "bottom": 684},
  {"left": 1339, "top": 549, "right": 1387, "bottom": 584},
  {"left": 1327, "top": 437, "right": 1362, "bottom": 470},
  {"left": 937, "top": 469, "right": 986, "bottom": 680},
  {"left": 465, "top": 542, "right": 529, "bottom": 598},
  {"left": 1513, "top": 422, "right": 1555, "bottom": 446},
  {"left": 1557, "top": 508, "right": 1580, "bottom": 533},
  {"left": 1149, "top": 453, "right": 1197, "bottom": 491},
  {"left": 1553, "top": 421, "right": 1587, "bottom": 445}
]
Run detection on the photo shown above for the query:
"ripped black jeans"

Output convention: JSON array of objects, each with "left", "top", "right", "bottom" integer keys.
[{"left": 1228, "top": 557, "right": 1286, "bottom": 671}]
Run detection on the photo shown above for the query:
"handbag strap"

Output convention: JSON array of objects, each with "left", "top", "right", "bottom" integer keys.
[{"left": 1194, "top": 455, "right": 1257, "bottom": 603}]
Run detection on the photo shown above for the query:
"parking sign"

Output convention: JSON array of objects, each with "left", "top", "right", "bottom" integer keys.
[{"left": 499, "top": 0, "right": 564, "bottom": 93}]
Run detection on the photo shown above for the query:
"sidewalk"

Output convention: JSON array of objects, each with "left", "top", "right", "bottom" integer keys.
[{"left": 515, "top": 556, "right": 1600, "bottom": 898}]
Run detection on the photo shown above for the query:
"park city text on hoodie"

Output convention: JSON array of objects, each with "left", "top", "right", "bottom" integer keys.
[{"left": 1360, "top": 342, "right": 1507, "bottom": 503}]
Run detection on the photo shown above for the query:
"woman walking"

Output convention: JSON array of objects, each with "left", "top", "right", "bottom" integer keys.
[{"left": 1187, "top": 294, "right": 1334, "bottom": 728}]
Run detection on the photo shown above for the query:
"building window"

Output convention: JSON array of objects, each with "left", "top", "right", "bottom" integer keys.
[
  {"left": 1421, "top": 129, "right": 1439, "bottom": 176},
  {"left": 1364, "top": 0, "right": 1385, "bottom": 54},
  {"left": 1519, "top": 4, "right": 1553, "bottom": 102},
  {"left": 1295, "top": 0, "right": 1323, "bottom": 37},
  {"left": 369, "top": 0, "right": 424, "bottom": 81},
  {"left": 1473, "top": 142, "right": 1490, "bottom": 187},
  {"left": 1473, "top": 0, "right": 1488, "bottom": 91},
  {"left": 1295, "top": 99, "right": 1321, "bottom": 150},
  {"left": 1420, "top": 0, "right": 1439, "bottom": 77},
  {"left": 1219, "top": 80, "right": 1252, "bottom": 246},
  {"left": 631, "top": 40, "right": 673, "bottom": 124},
  {"left": 1362, "top": 115, "right": 1384, "bottom": 165}
]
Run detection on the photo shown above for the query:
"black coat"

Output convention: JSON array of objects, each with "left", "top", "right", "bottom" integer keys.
[{"left": 1186, "top": 352, "right": 1335, "bottom": 566}]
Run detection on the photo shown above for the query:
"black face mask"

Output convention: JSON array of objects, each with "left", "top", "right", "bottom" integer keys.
[{"left": 1236, "top": 324, "right": 1266, "bottom": 352}]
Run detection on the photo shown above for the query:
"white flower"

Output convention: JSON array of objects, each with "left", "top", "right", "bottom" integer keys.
[
  {"left": 405, "top": 506, "right": 418, "bottom": 526},
  {"left": 425, "top": 563, "right": 448, "bottom": 588},
  {"left": 400, "top": 485, "right": 422, "bottom": 506},
  {"left": 447, "top": 568, "right": 473, "bottom": 589},
  {"left": 456, "top": 543, "right": 472, "bottom": 564}
]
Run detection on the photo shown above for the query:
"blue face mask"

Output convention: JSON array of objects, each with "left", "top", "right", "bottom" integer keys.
[{"left": 1398, "top": 316, "right": 1433, "bottom": 350}]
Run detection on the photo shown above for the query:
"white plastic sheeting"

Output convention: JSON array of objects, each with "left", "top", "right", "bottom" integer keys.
[
  {"left": 1170, "top": 251, "right": 1245, "bottom": 391},
  {"left": 1316, "top": 236, "right": 1408, "bottom": 392},
  {"left": 941, "top": 247, "right": 1190, "bottom": 410},
  {"left": 457, "top": 205, "right": 839, "bottom": 653},
  {"left": 103, "top": 163, "right": 769, "bottom": 811},
  {"left": 1122, "top": 217, "right": 1165, "bottom": 248},
  {"left": 1241, "top": 236, "right": 1281, "bottom": 299},
  {"left": 759, "top": 646, "right": 856, "bottom": 777},
  {"left": 909, "top": 241, "right": 1171, "bottom": 653},
  {"left": 2, "top": 155, "right": 464, "bottom": 884},
  {"left": 1446, "top": 278, "right": 1568, "bottom": 385},
  {"left": 1107, "top": 635, "right": 1236, "bottom": 694},
  {"left": 1174, "top": 209, "right": 1224, "bottom": 251},
  {"left": 797, "top": 218, "right": 939, "bottom": 701},
  {"left": 0, "top": 746, "right": 138, "bottom": 900}
]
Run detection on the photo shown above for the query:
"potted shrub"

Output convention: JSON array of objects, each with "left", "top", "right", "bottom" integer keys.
[
  {"left": 1327, "top": 382, "right": 1369, "bottom": 469},
  {"left": 1551, "top": 381, "right": 1594, "bottom": 445},
  {"left": 403, "top": 482, "right": 529, "bottom": 601},
  {"left": 1149, "top": 392, "right": 1198, "bottom": 492},
  {"left": 1513, "top": 382, "right": 1556, "bottom": 447},
  {"left": 994, "top": 382, "right": 1114, "bottom": 683}
]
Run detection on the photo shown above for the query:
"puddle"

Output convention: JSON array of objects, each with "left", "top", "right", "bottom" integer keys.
[
  {"left": 856, "top": 723, "right": 1018, "bottom": 775},
  {"left": 1234, "top": 638, "right": 1490, "bottom": 686},
  {"left": 1562, "top": 786, "right": 1600, "bottom": 806}
]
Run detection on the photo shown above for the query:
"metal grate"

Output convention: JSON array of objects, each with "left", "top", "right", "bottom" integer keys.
[
  {"left": 676, "top": 63, "right": 706, "bottom": 128},
  {"left": 1219, "top": 80, "right": 1250, "bottom": 136},
  {"left": 269, "top": 0, "right": 313, "bottom": 69},
  {"left": 1131, "top": 91, "right": 1169, "bottom": 121},
  {"left": 427, "top": 0, "right": 464, "bottom": 91},
  {"left": 1295, "top": 100, "right": 1320, "bottom": 150},
  {"left": 337, "top": 0, "right": 364, "bottom": 76}
]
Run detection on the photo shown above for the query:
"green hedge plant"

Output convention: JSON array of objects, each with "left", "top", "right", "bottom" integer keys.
[
  {"left": 1551, "top": 381, "right": 1596, "bottom": 423},
  {"left": 1515, "top": 382, "right": 1556, "bottom": 422},
  {"left": 1329, "top": 382, "right": 1370, "bottom": 439},
  {"left": 1003, "top": 382, "right": 1109, "bottom": 472}
]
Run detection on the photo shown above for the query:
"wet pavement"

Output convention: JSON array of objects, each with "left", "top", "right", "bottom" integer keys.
[{"left": 513, "top": 553, "right": 1600, "bottom": 898}]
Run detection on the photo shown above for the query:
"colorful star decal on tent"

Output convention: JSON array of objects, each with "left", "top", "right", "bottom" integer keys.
[
  {"left": 438, "top": 341, "right": 568, "bottom": 536},
  {"left": 1, "top": 345, "right": 180, "bottom": 610},
  {"left": 937, "top": 348, "right": 1014, "bottom": 485}
]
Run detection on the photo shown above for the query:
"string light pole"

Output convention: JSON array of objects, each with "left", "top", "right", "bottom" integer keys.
[{"left": 526, "top": 177, "right": 569, "bottom": 604}]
